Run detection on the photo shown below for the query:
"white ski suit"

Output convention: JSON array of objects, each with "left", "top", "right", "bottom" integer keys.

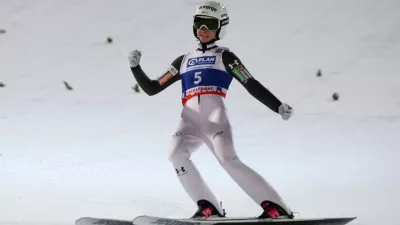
[{"left": 130, "top": 42, "right": 292, "bottom": 216}]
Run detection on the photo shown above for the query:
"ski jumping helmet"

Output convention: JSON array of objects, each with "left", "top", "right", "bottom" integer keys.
[{"left": 193, "top": 1, "right": 229, "bottom": 41}]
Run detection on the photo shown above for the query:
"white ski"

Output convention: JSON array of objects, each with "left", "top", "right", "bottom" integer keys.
[
  {"left": 76, "top": 217, "right": 132, "bottom": 225},
  {"left": 132, "top": 215, "right": 357, "bottom": 225},
  {"left": 76, "top": 215, "right": 357, "bottom": 225}
]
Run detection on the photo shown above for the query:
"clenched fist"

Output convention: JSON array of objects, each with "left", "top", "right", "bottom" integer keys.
[
  {"left": 278, "top": 103, "right": 293, "bottom": 121},
  {"left": 128, "top": 50, "right": 142, "bottom": 68}
]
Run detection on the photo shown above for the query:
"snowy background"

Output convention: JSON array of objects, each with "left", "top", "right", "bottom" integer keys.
[{"left": 1, "top": 0, "right": 399, "bottom": 225}]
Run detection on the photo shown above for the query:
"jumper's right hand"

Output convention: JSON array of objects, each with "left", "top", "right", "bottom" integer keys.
[
  {"left": 278, "top": 103, "right": 293, "bottom": 121},
  {"left": 128, "top": 50, "right": 142, "bottom": 68}
]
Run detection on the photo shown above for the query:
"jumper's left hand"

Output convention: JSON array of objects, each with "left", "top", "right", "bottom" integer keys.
[{"left": 278, "top": 103, "right": 293, "bottom": 121}]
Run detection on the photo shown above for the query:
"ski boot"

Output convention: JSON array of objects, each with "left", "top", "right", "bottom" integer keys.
[
  {"left": 258, "top": 201, "right": 294, "bottom": 219},
  {"left": 191, "top": 200, "right": 225, "bottom": 218}
]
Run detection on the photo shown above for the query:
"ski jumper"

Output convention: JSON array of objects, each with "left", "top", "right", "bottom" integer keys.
[{"left": 130, "top": 42, "right": 292, "bottom": 216}]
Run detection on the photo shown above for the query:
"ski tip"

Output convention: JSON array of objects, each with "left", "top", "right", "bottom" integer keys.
[
  {"left": 340, "top": 217, "right": 358, "bottom": 225},
  {"left": 334, "top": 217, "right": 357, "bottom": 222},
  {"left": 76, "top": 217, "right": 133, "bottom": 225},
  {"left": 75, "top": 217, "right": 92, "bottom": 225},
  {"left": 348, "top": 217, "right": 358, "bottom": 221}
]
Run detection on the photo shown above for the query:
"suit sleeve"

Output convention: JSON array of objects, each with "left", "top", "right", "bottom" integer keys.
[
  {"left": 130, "top": 55, "right": 184, "bottom": 96},
  {"left": 222, "top": 50, "right": 282, "bottom": 113}
]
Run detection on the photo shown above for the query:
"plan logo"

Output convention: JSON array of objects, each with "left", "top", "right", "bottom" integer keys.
[{"left": 187, "top": 56, "right": 216, "bottom": 67}]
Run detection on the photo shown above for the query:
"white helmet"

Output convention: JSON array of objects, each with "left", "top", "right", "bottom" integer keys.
[{"left": 193, "top": 1, "right": 229, "bottom": 41}]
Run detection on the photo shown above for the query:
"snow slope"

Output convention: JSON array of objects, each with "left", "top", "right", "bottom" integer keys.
[{"left": 1, "top": 0, "right": 399, "bottom": 225}]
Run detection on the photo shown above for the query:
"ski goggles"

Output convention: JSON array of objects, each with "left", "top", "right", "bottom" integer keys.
[{"left": 193, "top": 17, "right": 220, "bottom": 31}]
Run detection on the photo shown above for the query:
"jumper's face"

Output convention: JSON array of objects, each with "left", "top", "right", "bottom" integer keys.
[
  {"left": 193, "top": 17, "right": 219, "bottom": 43},
  {"left": 196, "top": 28, "right": 217, "bottom": 43}
]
